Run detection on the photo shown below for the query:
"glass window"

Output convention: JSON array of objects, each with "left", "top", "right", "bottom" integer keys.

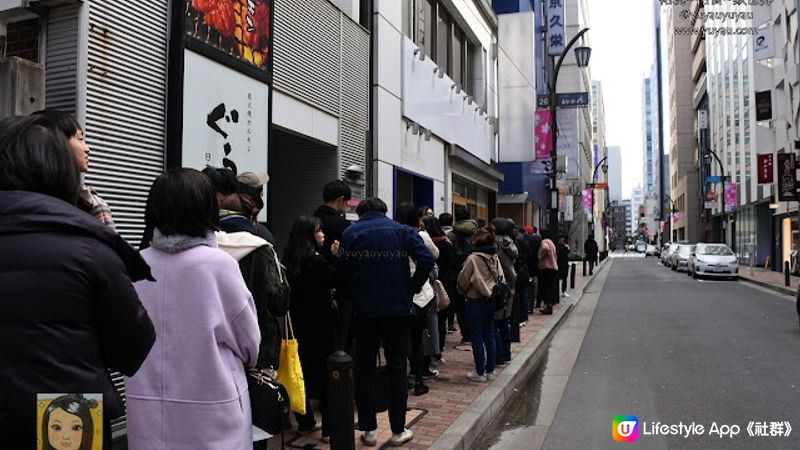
[
  {"left": 451, "top": 27, "right": 463, "bottom": 86},
  {"left": 436, "top": 4, "right": 450, "bottom": 70}
]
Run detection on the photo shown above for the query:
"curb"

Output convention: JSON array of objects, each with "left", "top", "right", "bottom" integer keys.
[
  {"left": 428, "top": 258, "right": 611, "bottom": 450},
  {"left": 738, "top": 274, "right": 795, "bottom": 296}
]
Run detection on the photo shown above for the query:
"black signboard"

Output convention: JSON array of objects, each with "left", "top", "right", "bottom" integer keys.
[
  {"left": 755, "top": 90, "right": 772, "bottom": 121},
  {"left": 777, "top": 153, "right": 797, "bottom": 201}
]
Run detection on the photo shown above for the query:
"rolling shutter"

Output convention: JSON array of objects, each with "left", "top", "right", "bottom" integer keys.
[{"left": 45, "top": 3, "right": 80, "bottom": 114}]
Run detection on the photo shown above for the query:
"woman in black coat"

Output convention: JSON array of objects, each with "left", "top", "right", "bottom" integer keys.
[
  {"left": 556, "top": 235, "right": 571, "bottom": 298},
  {"left": 283, "top": 215, "right": 338, "bottom": 441},
  {"left": 423, "top": 216, "right": 457, "bottom": 364},
  {"left": 0, "top": 115, "right": 156, "bottom": 450}
]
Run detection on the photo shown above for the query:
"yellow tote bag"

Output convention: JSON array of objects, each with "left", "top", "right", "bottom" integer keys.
[{"left": 276, "top": 312, "right": 306, "bottom": 415}]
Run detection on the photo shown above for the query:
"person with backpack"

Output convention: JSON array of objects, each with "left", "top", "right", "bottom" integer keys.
[
  {"left": 447, "top": 206, "right": 478, "bottom": 343},
  {"left": 457, "top": 225, "right": 504, "bottom": 382}
]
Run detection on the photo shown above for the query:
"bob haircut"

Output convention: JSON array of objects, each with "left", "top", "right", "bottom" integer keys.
[
  {"left": 0, "top": 115, "right": 80, "bottom": 205},
  {"left": 31, "top": 109, "right": 82, "bottom": 138},
  {"left": 146, "top": 168, "right": 219, "bottom": 237},
  {"left": 42, "top": 393, "right": 96, "bottom": 450}
]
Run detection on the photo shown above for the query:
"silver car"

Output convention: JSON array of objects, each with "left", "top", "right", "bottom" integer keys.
[
  {"left": 688, "top": 243, "right": 738, "bottom": 280},
  {"left": 669, "top": 244, "right": 695, "bottom": 272},
  {"left": 661, "top": 243, "right": 678, "bottom": 267}
]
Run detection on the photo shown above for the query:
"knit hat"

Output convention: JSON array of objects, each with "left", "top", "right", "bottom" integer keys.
[
  {"left": 237, "top": 172, "right": 269, "bottom": 188},
  {"left": 523, "top": 225, "right": 534, "bottom": 235}
]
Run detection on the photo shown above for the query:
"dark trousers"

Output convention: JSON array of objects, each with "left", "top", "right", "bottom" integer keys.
[
  {"left": 539, "top": 269, "right": 559, "bottom": 306},
  {"left": 494, "top": 318, "right": 511, "bottom": 363},
  {"left": 587, "top": 257, "right": 596, "bottom": 275},
  {"left": 519, "top": 284, "right": 530, "bottom": 323},
  {"left": 354, "top": 316, "right": 411, "bottom": 434},
  {"left": 409, "top": 309, "right": 427, "bottom": 383},
  {"left": 437, "top": 304, "right": 449, "bottom": 354},
  {"left": 560, "top": 275, "right": 568, "bottom": 293},
  {"left": 447, "top": 279, "right": 469, "bottom": 341}
]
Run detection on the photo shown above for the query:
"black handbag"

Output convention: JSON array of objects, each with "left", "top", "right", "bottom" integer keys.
[
  {"left": 374, "top": 351, "right": 390, "bottom": 413},
  {"left": 247, "top": 367, "right": 291, "bottom": 435},
  {"left": 480, "top": 256, "right": 513, "bottom": 311}
]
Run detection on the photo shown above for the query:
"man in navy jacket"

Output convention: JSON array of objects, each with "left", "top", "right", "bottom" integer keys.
[{"left": 339, "top": 197, "right": 434, "bottom": 447}]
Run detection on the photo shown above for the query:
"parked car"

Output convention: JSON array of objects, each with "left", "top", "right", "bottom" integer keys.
[
  {"left": 687, "top": 243, "right": 738, "bottom": 280},
  {"left": 661, "top": 243, "right": 678, "bottom": 267},
  {"left": 636, "top": 241, "right": 647, "bottom": 253},
  {"left": 645, "top": 244, "right": 659, "bottom": 257},
  {"left": 669, "top": 244, "right": 696, "bottom": 272}
]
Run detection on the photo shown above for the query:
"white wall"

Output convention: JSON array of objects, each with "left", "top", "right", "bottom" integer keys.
[{"left": 608, "top": 146, "right": 622, "bottom": 202}]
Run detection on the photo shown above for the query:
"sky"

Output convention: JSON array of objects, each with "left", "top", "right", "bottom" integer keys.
[{"left": 587, "top": 1, "right": 656, "bottom": 200}]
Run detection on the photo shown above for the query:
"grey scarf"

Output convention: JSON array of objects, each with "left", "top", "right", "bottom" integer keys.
[{"left": 150, "top": 228, "right": 217, "bottom": 254}]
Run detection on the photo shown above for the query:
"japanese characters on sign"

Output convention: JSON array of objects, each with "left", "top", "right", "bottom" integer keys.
[
  {"left": 777, "top": 153, "right": 798, "bottom": 202},
  {"left": 547, "top": 0, "right": 565, "bottom": 56},
  {"left": 756, "top": 153, "right": 773, "bottom": 184}
]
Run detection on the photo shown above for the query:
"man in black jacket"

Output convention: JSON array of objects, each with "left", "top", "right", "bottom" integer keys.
[
  {"left": 314, "top": 180, "right": 353, "bottom": 350},
  {"left": 584, "top": 233, "right": 599, "bottom": 275}
]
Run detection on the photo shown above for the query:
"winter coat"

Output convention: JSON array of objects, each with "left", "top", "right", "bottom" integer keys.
[
  {"left": 288, "top": 252, "right": 337, "bottom": 399},
  {"left": 217, "top": 231, "right": 290, "bottom": 370},
  {"left": 526, "top": 234, "right": 543, "bottom": 276},
  {"left": 412, "top": 230, "right": 439, "bottom": 308},
  {"left": 447, "top": 219, "right": 479, "bottom": 269},
  {"left": 126, "top": 230, "right": 261, "bottom": 450},
  {"left": 0, "top": 191, "right": 155, "bottom": 450},
  {"left": 314, "top": 204, "right": 350, "bottom": 259},
  {"left": 539, "top": 239, "right": 558, "bottom": 271},
  {"left": 431, "top": 236, "right": 457, "bottom": 284},
  {"left": 514, "top": 233, "right": 532, "bottom": 287},
  {"left": 340, "top": 211, "right": 435, "bottom": 319},
  {"left": 457, "top": 250, "right": 505, "bottom": 300},
  {"left": 584, "top": 238, "right": 599, "bottom": 259},
  {"left": 557, "top": 243, "right": 570, "bottom": 277}
]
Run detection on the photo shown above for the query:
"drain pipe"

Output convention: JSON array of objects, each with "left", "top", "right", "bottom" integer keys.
[{"left": 361, "top": 0, "right": 375, "bottom": 198}]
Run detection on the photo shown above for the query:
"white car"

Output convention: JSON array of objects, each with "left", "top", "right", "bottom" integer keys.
[
  {"left": 669, "top": 244, "right": 695, "bottom": 272},
  {"left": 636, "top": 241, "right": 647, "bottom": 253},
  {"left": 645, "top": 244, "right": 659, "bottom": 257},
  {"left": 688, "top": 243, "right": 738, "bottom": 280}
]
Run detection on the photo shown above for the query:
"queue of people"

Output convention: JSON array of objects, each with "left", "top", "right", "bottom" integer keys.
[{"left": 0, "top": 110, "right": 580, "bottom": 450}]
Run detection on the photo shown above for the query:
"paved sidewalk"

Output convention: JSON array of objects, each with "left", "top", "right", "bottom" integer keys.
[
  {"left": 738, "top": 267, "right": 797, "bottom": 296},
  {"left": 266, "top": 259, "right": 607, "bottom": 450}
]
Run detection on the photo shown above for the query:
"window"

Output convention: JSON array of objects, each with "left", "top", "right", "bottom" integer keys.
[
  {"left": 436, "top": 5, "right": 450, "bottom": 71},
  {"left": 415, "top": 0, "right": 435, "bottom": 59},
  {"left": 451, "top": 27, "right": 463, "bottom": 86}
]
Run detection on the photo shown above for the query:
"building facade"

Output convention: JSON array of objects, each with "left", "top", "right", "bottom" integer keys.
[{"left": 592, "top": 80, "right": 609, "bottom": 251}]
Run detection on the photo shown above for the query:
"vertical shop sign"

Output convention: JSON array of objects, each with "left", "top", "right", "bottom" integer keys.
[{"left": 777, "top": 153, "right": 798, "bottom": 201}]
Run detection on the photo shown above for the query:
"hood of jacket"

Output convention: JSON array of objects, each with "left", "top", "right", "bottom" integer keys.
[
  {"left": 453, "top": 219, "right": 479, "bottom": 235},
  {"left": 0, "top": 190, "right": 153, "bottom": 282},
  {"left": 215, "top": 230, "right": 270, "bottom": 261},
  {"left": 497, "top": 234, "right": 515, "bottom": 250}
]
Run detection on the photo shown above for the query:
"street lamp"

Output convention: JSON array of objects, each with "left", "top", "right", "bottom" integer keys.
[
  {"left": 590, "top": 155, "right": 609, "bottom": 227},
  {"left": 663, "top": 193, "right": 677, "bottom": 242},
  {"left": 549, "top": 28, "right": 591, "bottom": 235},
  {"left": 703, "top": 149, "right": 727, "bottom": 243}
]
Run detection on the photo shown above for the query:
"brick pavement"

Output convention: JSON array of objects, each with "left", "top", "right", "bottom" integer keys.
[
  {"left": 738, "top": 267, "right": 797, "bottom": 295},
  {"left": 267, "top": 261, "right": 601, "bottom": 450}
]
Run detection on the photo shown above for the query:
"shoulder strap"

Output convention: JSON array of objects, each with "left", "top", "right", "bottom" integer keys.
[{"left": 478, "top": 255, "right": 500, "bottom": 283}]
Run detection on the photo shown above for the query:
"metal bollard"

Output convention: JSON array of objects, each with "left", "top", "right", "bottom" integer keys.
[
  {"left": 570, "top": 262, "right": 576, "bottom": 289},
  {"left": 785, "top": 261, "right": 791, "bottom": 287},
  {"left": 327, "top": 351, "right": 355, "bottom": 450},
  {"left": 582, "top": 260, "right": 587, "bottom": 276}
]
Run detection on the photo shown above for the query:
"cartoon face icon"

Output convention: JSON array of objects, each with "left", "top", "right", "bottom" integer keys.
[{"left": 47, "top": 408, "right": 83, "bottom": 450}]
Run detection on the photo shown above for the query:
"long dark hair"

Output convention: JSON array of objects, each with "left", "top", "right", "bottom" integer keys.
[
  {"left": 282, "top": 215, "right": 321, "bottom": 278},
  {"left": 422, "top": 216, "right": 445, "bottom": 238},
  {"left": 42, "top": 394, "right": 97, "bottom": 450},
  {"left": 395, "top": 202, "right": 420, "bottom": 229},
  {"left": 0, "top": 115, "right": 80, "bottom": 205}
]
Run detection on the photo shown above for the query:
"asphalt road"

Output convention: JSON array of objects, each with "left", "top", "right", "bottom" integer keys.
[{"left": 543, "top": 256, "right": 800, "bottom": 450}]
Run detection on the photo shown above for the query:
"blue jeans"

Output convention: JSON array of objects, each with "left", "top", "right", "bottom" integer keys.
[{"left": 465, "top": 298, "right": 496, "bottom": 376}]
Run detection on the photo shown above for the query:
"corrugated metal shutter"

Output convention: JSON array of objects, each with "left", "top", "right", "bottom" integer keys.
[
  {"left": 339, "top": 16, "right": 368, "bottom": 184},
  {"left": 85, "top": 0, "right": 168, "bottom": 247},
  {"left": 84, "top": 0, "right": 169, "bottom": 436},
  {"left": 273, "top": 0, "right": 340, "bottom": 115},
  {"left": 45, "top": 4, "right": 80, "bottom": 114}
]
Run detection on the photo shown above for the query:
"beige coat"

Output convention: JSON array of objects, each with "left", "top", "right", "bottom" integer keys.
[{"left": 457, "top": 252, "right": 505, "bottom": 300}]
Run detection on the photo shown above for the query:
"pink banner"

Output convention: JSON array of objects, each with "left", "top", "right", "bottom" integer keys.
[
  {"left": 582, "top": 188, "right": 593, "bottom": 216},
  {"left": 672, "top": 212, "right": 681, "bottom": 223},
  {"left": 724, "top": 182, "right": 737, "bottom": 212},
  {"left": 659, "top": 221, "right": 665, "bottom": 232},
  {"left": 535, "top": 109, "right": 552, "bottom": 160}
]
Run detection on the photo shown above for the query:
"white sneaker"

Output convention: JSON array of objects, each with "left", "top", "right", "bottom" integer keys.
[
  {"left": 390, "top": 428, "right": 414, "bottom": 446},
  {"left": 564, "top": 292, "right": 570, "bottom": 298},
  {"left": 466, "top": 371, "right": 487, "bottom": 382},
  {"left": 361, "top": 430, "right": 378, "bottom": 446},
  {"left": 487, "top": 371, "right": 497, "bottom": 381}
]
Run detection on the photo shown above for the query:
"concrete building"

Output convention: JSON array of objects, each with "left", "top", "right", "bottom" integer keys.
[
  {"left": 630, "top": 185, "right": 644, "bottom": 236},
  {"left": 592, "top": 80, "right": 609, "bottom": 251},
  {"left": 493, "top": 0, "right": 545, "bottom": 229},
  {"left": 665, "top": 4, "right": 701, "bottom": 242},
  {"left": 607, "top": 145, "right": 622, "bottom": 203},
  {"left": 642, "top": 69, "right": 659, "bottom": 195},
  {"left": 371, "top": 0, "right": 501, "bottom": 224},
  {"left": 610, "top": 200, "right": 630, "bottom": 250}
]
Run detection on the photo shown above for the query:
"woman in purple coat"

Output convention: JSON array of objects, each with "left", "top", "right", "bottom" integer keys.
[{"left": 125, "top": 169, "right": 261, "bottom": 450}]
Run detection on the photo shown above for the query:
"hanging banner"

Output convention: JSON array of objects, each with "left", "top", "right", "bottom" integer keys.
[
  {"left": 777, "top": 153, "right": 798, "bottom": 201},
  {"left": 534, "top": 109, "right": 552, "bottom": 160},
  {"left": 659, "top": 221, "right": 666, "bottom": 232},
  {"left": 757, "top": 153, "right": 774, "bottom": 184},
  {"left": 724, "top": 182, "right": 737, "bottom": 212},
  {"left": 583, "top": 188, "right": 593, "bottom": 217},
  {"left": 563, "top": 195, "right": 574, "bottom": 221},
  {"left": 753, "top": 26, "right": 775, "bottom": 61},
  {"left": 547, "top": 0, "right": 565, "bottom": 56},
  {"left": 755, "top": 90, "right": 773, "bottom": 122},
  {"left": 556, "top": 109, "right": 579, "bottom": 179}
]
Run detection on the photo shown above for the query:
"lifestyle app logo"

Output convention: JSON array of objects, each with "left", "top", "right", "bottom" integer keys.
[{"left": 613, "top": 416, "right": 639, "bottom": 442}]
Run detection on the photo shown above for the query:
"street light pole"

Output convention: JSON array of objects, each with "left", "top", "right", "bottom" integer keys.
[
  {"left": 591, "top": 155, "right": 609, "bottom": 228},
  {"left": 548, "top": 27, "right": 591, "bottom": 235},
  {"left": 664, "top": 193, "right": 676, "bottom": 242},
  {"left": 705, "top": 149, "right": 726, "bottom": 244}
]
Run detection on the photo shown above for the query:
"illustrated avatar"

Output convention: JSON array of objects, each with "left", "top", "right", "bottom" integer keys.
[{"left": 41, "top": 394, "right": 97, "bottom": 450}]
